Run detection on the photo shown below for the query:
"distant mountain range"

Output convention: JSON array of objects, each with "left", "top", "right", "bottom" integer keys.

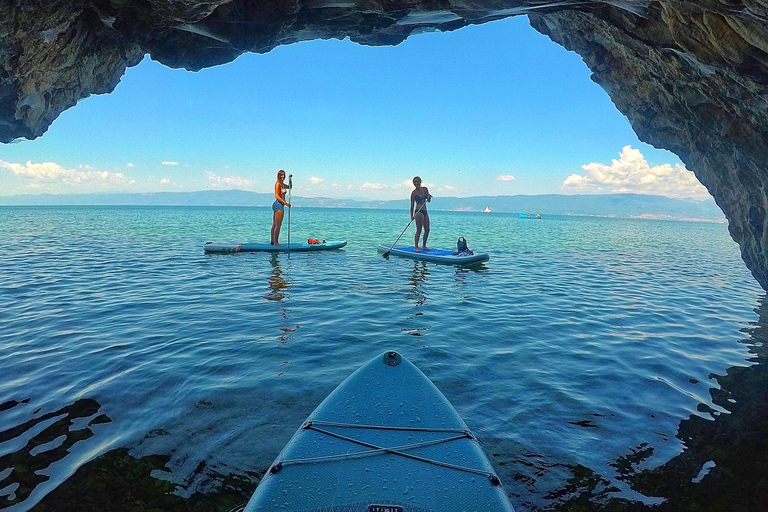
[{"left": 0, "top": 190, "right": 725, "bottom": 221}]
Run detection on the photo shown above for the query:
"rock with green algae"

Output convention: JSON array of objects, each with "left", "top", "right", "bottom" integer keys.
[{"left": 30, "top": 448, "right": 259, "bottom": 512}]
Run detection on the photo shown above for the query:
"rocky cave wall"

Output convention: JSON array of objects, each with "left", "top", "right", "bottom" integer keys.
[{"left": 2, "top": 1, "right": 768, "bottom": 289}]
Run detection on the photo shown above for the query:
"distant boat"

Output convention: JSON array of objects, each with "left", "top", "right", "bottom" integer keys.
[
  {"left": 482, "top": 205, "right": 492, "bottom": 213},
  {"left": 519, "top": 212, "right": 542, "bottom": 219}
]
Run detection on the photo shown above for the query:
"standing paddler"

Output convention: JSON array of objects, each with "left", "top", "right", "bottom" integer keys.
[
  {"left": 270, "top": 170, "right": 292, "bottom": 246},
  {"left": 410, "top": 176, "right": 432, "bottom": 252}
]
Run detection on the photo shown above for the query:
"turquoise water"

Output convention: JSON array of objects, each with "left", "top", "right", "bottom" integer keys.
[{"left": 0, "top": 206, "right": 764, "bottom": 511}]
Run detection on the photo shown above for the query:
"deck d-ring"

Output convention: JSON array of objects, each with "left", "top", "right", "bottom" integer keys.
[{"left": 383, "top": 351, "right": 401, "bottom": 366}]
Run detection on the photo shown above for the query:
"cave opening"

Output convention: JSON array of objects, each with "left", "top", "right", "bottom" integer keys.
[{"left": 0, "top": 16, "right": 700, "bottom": 204}]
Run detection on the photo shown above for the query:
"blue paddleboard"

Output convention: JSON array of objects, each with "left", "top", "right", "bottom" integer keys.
[
  {"left": 204, "top": 240, "right": 347, "bottom": 253},
  {"left": 377, "top": 244, "right": 489, "bottom": 265},
  {"left": 244, "top": 351, "right": 514, "bottom": 512}
]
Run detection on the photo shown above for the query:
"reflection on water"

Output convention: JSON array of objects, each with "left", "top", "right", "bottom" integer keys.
[
  {"left": 13, "top": 304, "right": 768, "bottom": 512},
  {"left": 263, "top": 254, "right": 298, "bottom": 345},
  {"left": 492, "top": 296, "right": 768, "bottom": 511},
  {"left": 406, "top": 261, "right": 429, "bottom": 307},
  {"left": 453, "top": 264, "right": 489, "bottom": 297},
  {"left": 0, "top": 398, "right": 110, "bottom": 507},
  {"left": 264, "top": 254, "right": 289, "bottom": 302},
  {"left": 402, "top": 262, "right": 430, "bottom": 337},
  {"left": 7, "top": 298, "right": 768, "bottom": 511},
  {"left": 611, "top": 295, "right": 768, "bottom": 511}
]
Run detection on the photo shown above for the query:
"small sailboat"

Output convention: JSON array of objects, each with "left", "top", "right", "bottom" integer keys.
[{"left": 482, "top": 205, "right": 492, "bottom": 213}]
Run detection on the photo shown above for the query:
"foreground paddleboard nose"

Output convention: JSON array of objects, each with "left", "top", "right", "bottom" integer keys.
[{"left": 244, "top": 350, "right": 514, "bottom": 512}]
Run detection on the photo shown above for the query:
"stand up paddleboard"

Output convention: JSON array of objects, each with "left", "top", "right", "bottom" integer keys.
[
  {"left": 204, "top": 241, "right": 347, "bottom": 253},
  {"left": 244, "top": 351, "right": 514, "bottom": 512},
  {"left": 377, "top": 244, "right": 489, "bottom": 265}
]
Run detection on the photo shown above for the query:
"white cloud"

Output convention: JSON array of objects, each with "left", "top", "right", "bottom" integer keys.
[
  {"left": 397, "top": 178, "right": 435, "bottom": 187},
  {"left": 393, "top": 180, "right": 412, "bottom": 190},
  {"left": 497, "top": 175, "right": 516, "bottom": 182},
  {"left": 309, "top": 176, "right": 325, "bottom": 185},
  {"left": 126, "top": 163, "right": 136, "bottom": 168},
  {"left": 206, "top": 171, "right": 255, "bottom": 189},
  {"left": 562, "top": 146, "right": 711, "bottom": 199},
  {"left": 392, "top": 179, "right": 436, "bottom": 191},
  {"left": 0, "top": 160, "right": 134, "bottom": 189},
  {"left": 162, "top": 161, "right": 179, "bottom": 166},
  {"left": 160, "top": 178, "right": 171, "bottom": 185},
  {"left": 361, "top": 182, "right": 388, "bottom": 190},
  {"left": 440, "top": 185, "right": 457, "bottom": 192}
]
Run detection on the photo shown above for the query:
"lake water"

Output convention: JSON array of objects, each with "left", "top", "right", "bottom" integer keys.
[{"left": 1, "top": 206, "right": 765, "bottom": 511}]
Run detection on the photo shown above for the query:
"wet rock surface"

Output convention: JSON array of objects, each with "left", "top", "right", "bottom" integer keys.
[
  {"left": 2, "top": 1, "right": 768, "bottom": 289},
  {"left": 528, "top": 0, "right": 768, "bottom": 296}
]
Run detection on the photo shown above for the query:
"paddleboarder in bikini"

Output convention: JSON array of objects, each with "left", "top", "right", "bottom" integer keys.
[
  {"left": 271, "top": 170, "right": 292, "bottom": 246},
  {"left": 410, "top": 176, "right": 432, "bottom": 252}
]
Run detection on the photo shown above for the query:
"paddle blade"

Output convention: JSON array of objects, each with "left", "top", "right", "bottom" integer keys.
[{"left": 382, "top": 251, "right": 391, "bottom": 259}]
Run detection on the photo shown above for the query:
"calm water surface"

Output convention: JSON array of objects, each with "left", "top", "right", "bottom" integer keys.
[{"left": 0, "top": 206, "right": 764, "bottom": 511}]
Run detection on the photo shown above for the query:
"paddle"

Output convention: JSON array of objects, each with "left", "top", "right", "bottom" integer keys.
[
  {"left": 382, "top": 202, "right": 425, "bottom": 259},
  {"left": 287, "top": 175, "right": 292, "bottom": 259}
]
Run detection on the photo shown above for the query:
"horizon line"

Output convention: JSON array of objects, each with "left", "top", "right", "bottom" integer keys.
[{"left": 0, "top": 189, "right": 714, "bottom": 202}]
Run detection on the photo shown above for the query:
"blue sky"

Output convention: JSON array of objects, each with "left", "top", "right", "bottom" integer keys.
[{"left": 0, "top": 16, "right": 710, "bottom": 200}]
